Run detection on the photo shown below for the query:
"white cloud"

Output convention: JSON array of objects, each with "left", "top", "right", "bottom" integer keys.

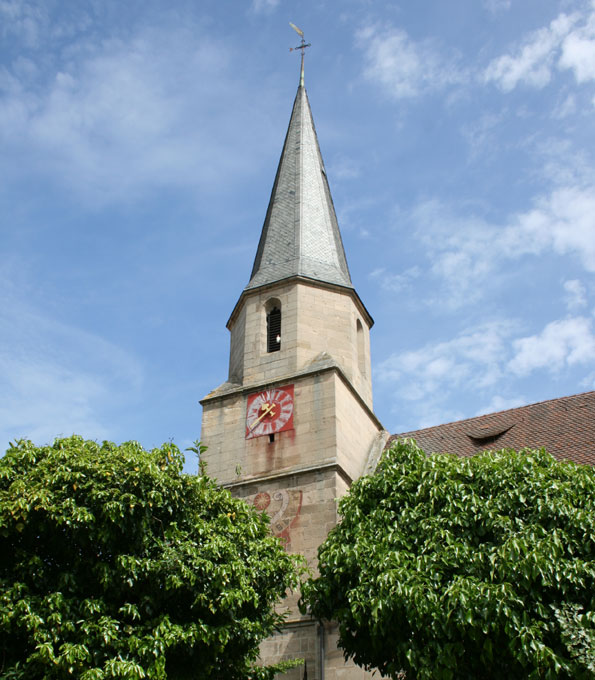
[
  {"left": 328, "top": 155, "right": 361, "bottom": 181},
  {"left": 552, "top": 93, "right": 577, "bottom": 118},
  {"left": 532, "top": 137, "right": 593, "bottom": 188},
  {"left": 370, "top": 266, "right": 420, "bottom": 293},
  {"left": 396, "top": 405, "right": 466, "bottom": 433},
  {"left": 475, "top": 394, "right": 527, "bottom": 416},
  {"left": 563, "top": 279, "right": 588, "bottom": 310},
  {"left": 0, "top": 22, "right": 267, "bottom": 205},
  {"left": 508, "top": 317, "right": 595, "bottom": 376},
  {"left": 0, "top": 0, "right": 47, "bottom": 48},
  {"left": 356, "top": 24, "right": 464, "bottom": 99},
  {"left": 484, "top": 12, "right": 578, "bottom": 91},
  {"left": 484, "top": 5, "right": 595, "bottom": 92},
  {"left": 251, "top": 0, "right": 279, "bottom": 12},
  {"left": 559, "top": 8, "right": 595, "bottom": 83},
  {"left": 378, "top": 320, "right": 514, "bottom": 400},
  {"left": 377, "top": 314, "right": 595, "bottom": 431},
  {"left": 482, "top": 0, "right": 511, "bottom": 14},
  {"left": 410, "top": 183, "right": 595, "bottom": 306},
  {"left": 407, "top": 201, "right": 501, "bottom": 308},
  {"left": 510, "top": 185, "right": 595, "bottom": 270}
]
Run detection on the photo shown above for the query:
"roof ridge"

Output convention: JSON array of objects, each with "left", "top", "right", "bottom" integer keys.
[{"left": 393, "top": 390, "right": 595, "bottom": 437}]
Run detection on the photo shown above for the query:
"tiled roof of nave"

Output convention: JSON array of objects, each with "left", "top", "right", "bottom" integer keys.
[{"left": 388, "top": 391, "right": 595, "bottom": 466}]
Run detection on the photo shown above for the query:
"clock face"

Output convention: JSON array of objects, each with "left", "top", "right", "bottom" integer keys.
[{"left": 245, "top": 385, "right": 294, "bottom": 439}]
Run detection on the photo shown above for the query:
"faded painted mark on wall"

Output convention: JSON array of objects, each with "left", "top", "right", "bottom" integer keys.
[{"left": 253, "top": 489, "right": 303, "bottom": 550}]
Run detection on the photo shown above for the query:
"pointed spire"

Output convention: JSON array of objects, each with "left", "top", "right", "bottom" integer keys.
[{"left": 246, "top": 83, "right": 353, "bottom": 291}]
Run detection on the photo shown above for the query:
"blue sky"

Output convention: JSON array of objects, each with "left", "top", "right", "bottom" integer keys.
[{"left": 2, "top": 0, "right": 595, "bottom": 469}]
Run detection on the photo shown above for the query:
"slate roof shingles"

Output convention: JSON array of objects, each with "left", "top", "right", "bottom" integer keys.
[{"left": 246, "top": 84, "right": 353, "bottom": 292}]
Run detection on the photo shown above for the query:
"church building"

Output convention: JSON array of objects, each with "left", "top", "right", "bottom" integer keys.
[{"left": 200, "top": 58, "right": 595, "bottom": 679}]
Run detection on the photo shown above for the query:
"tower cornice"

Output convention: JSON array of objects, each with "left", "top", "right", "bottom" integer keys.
[
  {"left": 226, "top": 274, "right": 374, "bottom": 331},
  {"left": 200, "top": 359, "right": 383, "bottom": 432}
]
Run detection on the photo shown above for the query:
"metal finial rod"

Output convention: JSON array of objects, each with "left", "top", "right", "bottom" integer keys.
[{"left": 289, "top": 23, "right": 311, "bottom": 87}]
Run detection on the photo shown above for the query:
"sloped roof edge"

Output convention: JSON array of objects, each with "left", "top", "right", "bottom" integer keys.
[{"left": 388, "top": 391, "right": 595, "bottom": 467}]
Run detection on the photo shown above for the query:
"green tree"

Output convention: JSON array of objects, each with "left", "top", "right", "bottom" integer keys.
[
  {"left": 0, "top": 436, "right": 301, "bottom": 679},
  {"left": 301, "top": 440, "right": 595, "bottom": 680}
]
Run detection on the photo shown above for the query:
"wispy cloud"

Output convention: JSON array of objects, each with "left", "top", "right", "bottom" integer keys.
[
  {"left": 408, "top": 182, "right": 595, "bottom": 307},
  {"left": 0, "top": 0, "right": 48, "bottom": 48},
  {"left": 0, "top": 271, "right": 143, "bottom": 448},
  {"left": 250, "top": 0, "right": 280, "bottom": 13},
  {"left": 0, "top": 19, "right": 271, "bottom": 206},
  {"left": 356, "top": 24, "right": 465, "bottom": 99},
  {"left": 507, "top": 185, "right": 595, "bottom": 269},
  {"left": 1, "top": 356, "right": 109, "bottom": 446},
  {"left": 482, "top": 0, "right": 511, "bottom": 14},
  {"left": 370, "top": 266, "right": 420, "bottom": 294},
  {"left": 357, "top": 5, "right": 595, "bottom": 101},
  {"left": 552, "top": 93, "right": 578, "bottom": 119},
  {"left": 377, "top": 313, "right": 595, "bottom": 429},
  {"left": 475, "top": 394, "right": 527, "bottom": 416},
  {"left": 328, "top": 155, "right": 361, "bottom": 181},
  {"left": 483, "top": 6, "right": 595, "bottom": 92},
  {"left": 377, "top": 320, "right": 515, "bottom": 400},
  {"left": 484, "top": 12, "right": 577, "bottom": 91},
  {"left": 563, "top": 279, "right": 588, "bottom": 311},
  {"left": 508, "top": 316, "right": 595, "bottom": 376},
  {"left": 559, "top": 6, "right": 595, "bottom": 84},
  {"left": 460, "top": 110, "right": 507, "bottom": 160}
]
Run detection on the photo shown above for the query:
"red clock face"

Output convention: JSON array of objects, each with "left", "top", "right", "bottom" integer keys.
[{"left": 245, "top": 385, "right": 294, "bottom": 439}]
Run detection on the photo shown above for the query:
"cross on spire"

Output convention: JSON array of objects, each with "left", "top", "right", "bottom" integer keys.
[{"left": 289, "top": 23, "right": 311, "bottom": 87}]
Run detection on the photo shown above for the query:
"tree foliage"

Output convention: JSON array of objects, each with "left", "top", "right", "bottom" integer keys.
[
  {"left": 301, "top": 440, "right": 595, "bottom": 680},
  {"left": 0, "top": 436, "right": 301, "bottom": 679}
]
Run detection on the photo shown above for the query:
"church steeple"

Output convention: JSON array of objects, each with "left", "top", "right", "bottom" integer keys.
[
  {"left": 200, "top": 52, "right": 386, "bottom": 678},
  {"left": 222, "top": 70, "right": 373, "bottom": 396},
  {"left": 247, "top": 83, "right": 353, "bottom": 291}
]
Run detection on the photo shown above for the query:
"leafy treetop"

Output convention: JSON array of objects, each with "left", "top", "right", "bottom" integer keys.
[
  {"left": 301, "top": 440, "right": 595, "bottom": 680},
  {"left": 0, "top": 436, "right": 301, "bottom": 680}
]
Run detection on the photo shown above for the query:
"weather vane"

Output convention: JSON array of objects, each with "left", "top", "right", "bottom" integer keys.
[{"left": 289, "top": 23, "right": 311, "bottom": 87}]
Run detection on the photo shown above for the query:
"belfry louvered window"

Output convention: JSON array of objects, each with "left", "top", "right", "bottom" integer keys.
[{"left": 267, "top": 307, "right": 281, "bottom": 353}]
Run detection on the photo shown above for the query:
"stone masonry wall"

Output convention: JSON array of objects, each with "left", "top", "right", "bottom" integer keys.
[{"left": 226, "top": 280, "right": 372, "bottom": 409}]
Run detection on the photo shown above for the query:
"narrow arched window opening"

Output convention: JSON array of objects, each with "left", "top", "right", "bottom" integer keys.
[{"left": 267, "top": 307, "right": 281, "bottom": 353}]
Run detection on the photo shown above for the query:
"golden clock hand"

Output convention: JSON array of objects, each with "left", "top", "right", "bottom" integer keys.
[
  {"left": 249, "top": 404, "right": 273, "bottom": 430},
  {"left": 248, "top": 403, "right": 276, "bottom": 431}
]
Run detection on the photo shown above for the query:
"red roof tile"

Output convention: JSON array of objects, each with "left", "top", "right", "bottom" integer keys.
[{"left": 388, "top": 391, "right": 595, "bottom": 466}]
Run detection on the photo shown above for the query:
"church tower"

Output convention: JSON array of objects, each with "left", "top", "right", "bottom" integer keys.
[{"left": 200, "top": 61, "right": 387, "bottom": 679}]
